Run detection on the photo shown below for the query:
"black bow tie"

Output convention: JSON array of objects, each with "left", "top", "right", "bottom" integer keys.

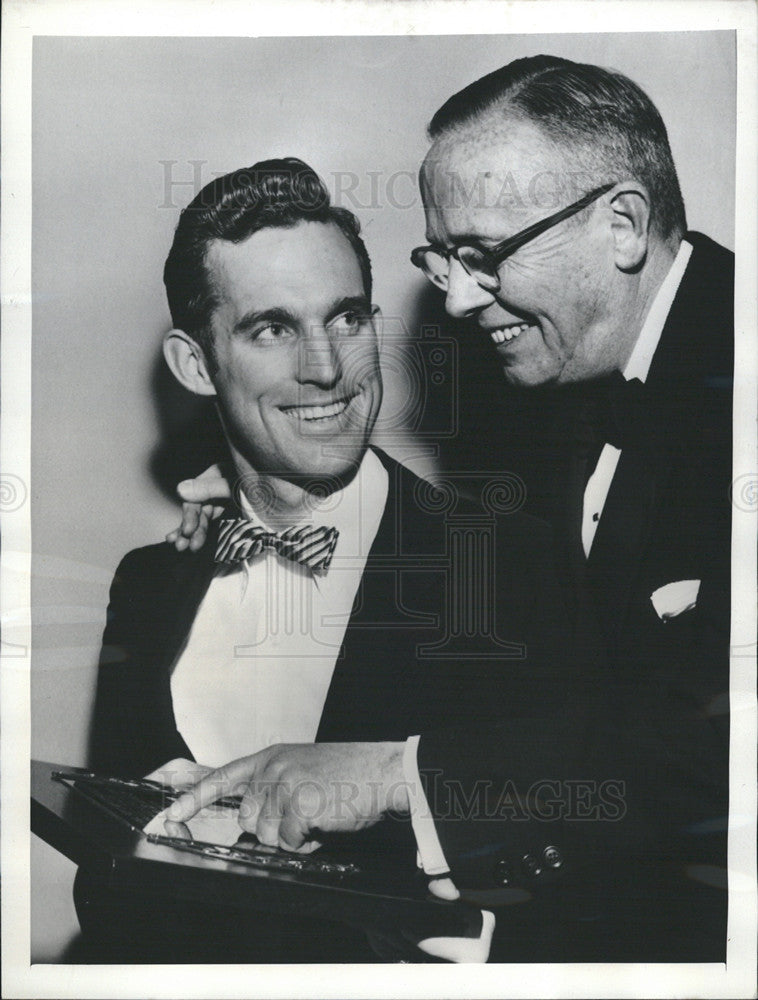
[
  {"left": 577, "top": 372, "right": 647, "bottom": 453},
  {"left": 571, "top": 373, "right": 649, "bottom": 490}
]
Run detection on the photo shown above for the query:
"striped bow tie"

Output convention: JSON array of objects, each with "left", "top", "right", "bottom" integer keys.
[{"left": 215, "top": 519, "right": 339, "bottom": 574}]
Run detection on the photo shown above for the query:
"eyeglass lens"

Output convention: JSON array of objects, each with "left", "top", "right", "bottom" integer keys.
[
  {"left": 457, "top": 247, "right": 498, "bottom": 290},
  {"left": 422, "top": 251, "right": 450, "bottom": 290},
  {"left": 420, "top": 247, "right": 497, "bottom": 293}
]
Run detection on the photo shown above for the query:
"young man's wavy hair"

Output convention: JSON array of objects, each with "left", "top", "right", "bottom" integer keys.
[
  {"left": 429, "top": 55, "right": 686, "bottom": 249},
  {"left": 164, "top": 157, "right": 373, "bottom": 366}
]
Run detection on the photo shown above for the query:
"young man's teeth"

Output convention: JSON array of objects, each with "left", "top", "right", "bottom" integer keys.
[
  {"left": 490, "top": 323, "right": 529, "bottom": 344},
  {"left": 293, "top": 399, "right": 349, "bottom": 421}
]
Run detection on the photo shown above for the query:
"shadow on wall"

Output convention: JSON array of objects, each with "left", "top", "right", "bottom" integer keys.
[
  {"left": 148, "top": 347, "right": 230, "bottom": 502},
  {"left": 77, "top": 348, "right": 229, "bottom": 773},
  {"left": 404, "top": 282, "right": 516, "bottom": 479}
]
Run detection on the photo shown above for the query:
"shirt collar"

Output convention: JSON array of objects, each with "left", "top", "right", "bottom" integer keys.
[
  {"left": 623, "top": 238, "right": 693, "bottom": 384},
  {"left": 236, "top": 447, "right": 388, "bottom": 564}
]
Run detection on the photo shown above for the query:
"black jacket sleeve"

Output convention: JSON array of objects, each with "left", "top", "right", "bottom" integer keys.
[{"left": 88, "top": 546, "right": 193, "bottom": 778}]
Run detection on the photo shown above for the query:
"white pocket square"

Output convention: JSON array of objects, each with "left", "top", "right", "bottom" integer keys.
[{"left": 650, "top": 579, "right": 701, "bottom": 621}]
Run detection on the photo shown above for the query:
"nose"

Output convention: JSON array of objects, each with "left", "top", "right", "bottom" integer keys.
[
  {"left": 299, "top": 325, "right": 343, "bottom": 388},
  {"left": 444, "top": 258, "right": 496, "bottom": 319}
]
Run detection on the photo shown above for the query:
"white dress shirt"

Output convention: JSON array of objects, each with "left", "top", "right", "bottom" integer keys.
[
  {"left": 171, "top": 449, "right": 388, "bottom": 766},
  {"left": 581, "top": 239, "right": 692, "bottom": 556}
]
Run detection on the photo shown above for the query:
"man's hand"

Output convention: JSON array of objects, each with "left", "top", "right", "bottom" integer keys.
[
  {"left": 166, "top": 742, "right": 408, "bottom": 851},
  {"left": 144, "top": 757, "right": 214, "bottom": 789},
  {"left": 143, "top": 757, "right": 215, "bottom": 840},
  {"left": 165, "top": 463, "right": 231, "bottom": 552}
]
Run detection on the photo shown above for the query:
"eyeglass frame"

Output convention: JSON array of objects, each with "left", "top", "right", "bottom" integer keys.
[{"left": 411, "top": 182, "right": 615, "bottom": 292}]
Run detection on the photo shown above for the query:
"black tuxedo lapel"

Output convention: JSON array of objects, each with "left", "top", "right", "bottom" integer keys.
[
  {"left": 644, "top": 232, "right": 734, "bottom": 394},
  {"left": 585, "top": 444, "right": 658, "bottom": 651},
  {"left": 143, "top": 532, "right": 221, "bottom": 763},
  {"left": 562, "top": 396, "right": 593, "bottom": 589},
  {"left": 165, "top": 529, "right": 221, "bottom": 662},
  {"left": 316, "top": 451, "right": 445, "bottom": 742},
  {"left": 585, "top": 232, "right": 733, "bottom": 648},
  {"left": 89, "top": 529, "right": 224, "bottom": 775},
  {"left": 528, "top": 386, "right": 596, "bottom": 627}
]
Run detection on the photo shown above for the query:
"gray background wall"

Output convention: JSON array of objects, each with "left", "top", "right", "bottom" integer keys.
[{"left": 31, "top": 31, "right": 735, "bottom": 960}]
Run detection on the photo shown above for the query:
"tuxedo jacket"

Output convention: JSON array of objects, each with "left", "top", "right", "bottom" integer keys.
[
  {"left": 78, "top": 447, "right": 585, "bottom": 961},
  {"left": 89, "top": 448, "right": 575, "bottom": 776},
  {"left": 418, "top": 233, "right": 733, "bottom": 961}
]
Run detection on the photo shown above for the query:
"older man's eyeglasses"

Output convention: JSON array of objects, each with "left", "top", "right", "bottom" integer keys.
[{"left": 411, "top": 183, "right": 614, "bottom": 293}]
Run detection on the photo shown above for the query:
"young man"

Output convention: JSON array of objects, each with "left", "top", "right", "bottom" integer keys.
[{"left": 78, "top": 156, "right": 575, "bottom": 962}]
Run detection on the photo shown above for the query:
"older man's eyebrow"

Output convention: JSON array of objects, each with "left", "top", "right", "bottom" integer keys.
[
  {"left": 233, "top": 306, "right": 299, "bottom": 336},
  {"left": 323, "top": 295, "right": 372, "bottom": 324},
  {"left": 424, "top": 232, "right": 501, "bottom": 251}
]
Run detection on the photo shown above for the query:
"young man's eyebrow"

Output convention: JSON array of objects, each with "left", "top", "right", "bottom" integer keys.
[
  {"left": 232, "top": 296, "right": 371, "bottom": 337},
  {"left": 233, "top": 306, "right": 299, "bottom": 336}
]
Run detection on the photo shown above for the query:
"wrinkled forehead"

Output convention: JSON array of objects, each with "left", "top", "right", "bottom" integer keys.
[{"left": 421, "top": 118, "right": 581, "bottom": 238}]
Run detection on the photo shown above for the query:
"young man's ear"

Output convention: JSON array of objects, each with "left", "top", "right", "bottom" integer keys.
[
  {"left": 163, "top": 329, "right": 216, "bottom": 397},
  {"left": 608, "top": 182, "right": 652, "bottom": 272}
]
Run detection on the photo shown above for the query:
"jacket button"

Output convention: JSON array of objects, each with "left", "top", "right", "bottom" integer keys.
[
  {"left": 492, "top": 860, "right": 513, "bottom": 886},
  {"left": 521, "top": 853, "right": 542, "bottom": 877},
  {"left": 542, "top": 845, "right": 564, "bottom": 869}
]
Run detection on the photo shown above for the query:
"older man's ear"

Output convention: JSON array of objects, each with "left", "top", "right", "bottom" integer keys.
[
  {"left": 608, "top": 182, "right": 652, "bottom": 272},
  {"left": 163, "top": 329, "right": 217, "bottom": 397}
]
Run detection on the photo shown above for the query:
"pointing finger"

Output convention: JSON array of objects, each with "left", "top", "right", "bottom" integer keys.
[
  {"left": 166, "top": 757, "right": 262, "bottom": 821},
  {"left": 163, "top": 819, "right": 193, "bottom": 840}
]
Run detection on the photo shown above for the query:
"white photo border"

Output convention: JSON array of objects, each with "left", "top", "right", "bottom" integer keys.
[{"left": 2, "top": 2, "right": 756, "bottom": 997}]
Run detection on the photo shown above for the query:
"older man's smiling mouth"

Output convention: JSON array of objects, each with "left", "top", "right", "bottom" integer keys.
[{"left": 489, "top": 322, "right": 531, "bottom": 344}]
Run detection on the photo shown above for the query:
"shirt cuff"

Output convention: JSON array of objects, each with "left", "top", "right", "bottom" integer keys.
[
  {"left": 417, "top": 909, "right": 496, "bottom": 964},
  {"left": 403, "top": 735, "right": 450, "bottom": 877}
]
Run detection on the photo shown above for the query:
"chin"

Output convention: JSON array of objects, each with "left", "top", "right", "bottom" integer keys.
[
  {"left": 501, "top": 365, "right": 555, "bottom": 389},
  {"left": 293, "top": 448, "right": 366, "bottom": 489},
  {"left": 324, "top": 450, "right": 365, "bottom": 481}
]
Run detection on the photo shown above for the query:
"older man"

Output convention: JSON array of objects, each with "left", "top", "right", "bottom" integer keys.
[
  {"left": 172, "top": 57, "right": 732, "bottom": 962},
  {"left": 409, "top": 55, "right": 732, "bottom": 962}
]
